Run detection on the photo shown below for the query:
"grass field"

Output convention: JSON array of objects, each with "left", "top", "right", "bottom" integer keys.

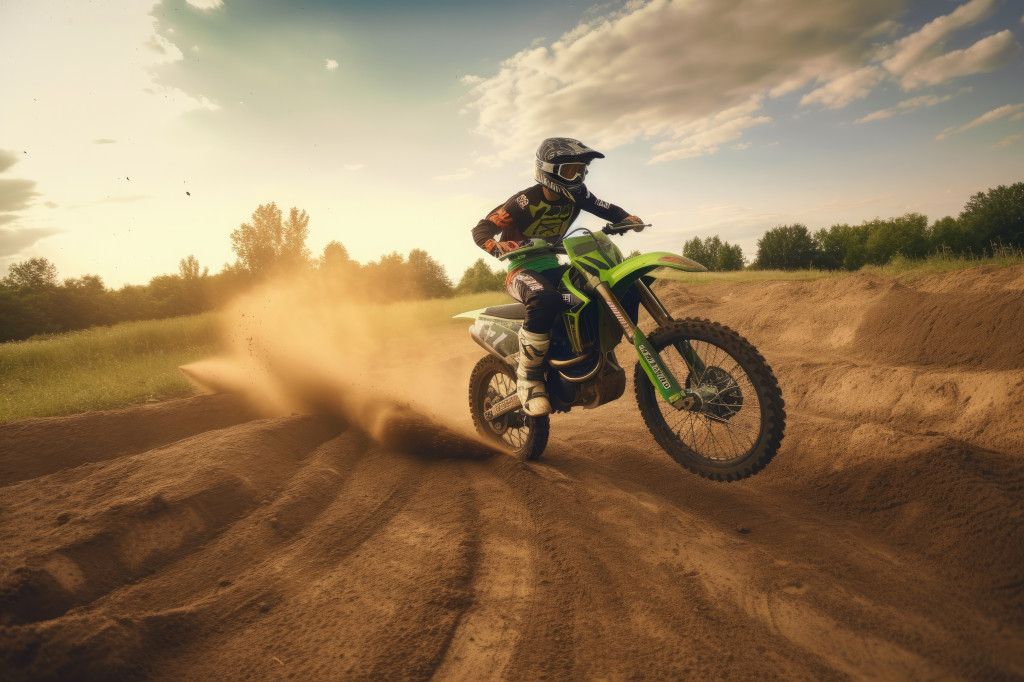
[{"left": 0, "top": 314, "right": 222, "bottom": 423}]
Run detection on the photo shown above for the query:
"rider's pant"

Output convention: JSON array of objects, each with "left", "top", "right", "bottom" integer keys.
[{"left": 506, "top": 266, "right": 568, "bottom": 334}]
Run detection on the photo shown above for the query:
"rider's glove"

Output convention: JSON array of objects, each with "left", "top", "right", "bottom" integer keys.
[
  {"left": 625, "top": 216, "right": 645, "bottom": 232},
  {"left": 485, "top": 239, "right": 520, "bottom": 257}
]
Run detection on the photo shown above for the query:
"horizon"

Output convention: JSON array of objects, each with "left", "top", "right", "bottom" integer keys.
[{"left": 1, "top": 0, "right": 1022, "bottom": 288}]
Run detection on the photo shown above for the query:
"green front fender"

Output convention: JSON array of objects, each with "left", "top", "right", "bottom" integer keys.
[{"left": 605, "top": 251, "right": 707, "bottom": 290}]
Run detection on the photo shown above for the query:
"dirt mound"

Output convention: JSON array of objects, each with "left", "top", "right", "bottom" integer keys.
[{"left": 2, "top": 265, "right": 1022, "bottom": 680}]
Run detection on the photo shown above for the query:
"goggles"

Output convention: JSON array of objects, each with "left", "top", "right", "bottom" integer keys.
[{"left": 539, "top": 161, "right": 589, "bottom": 182}]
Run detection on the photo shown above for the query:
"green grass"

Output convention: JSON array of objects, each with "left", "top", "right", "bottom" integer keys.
[
  {"left": 651, "top": 268, "right": 846, "bottom": 286},
  {"left": 0, "top": 314, "right": 221, "bottom": 423},
  {"left": 862, "top": 243, "right": 1024, "bottom": 279},
  {"left": 653, "top": 245, "right": 1024, "bottom": 286}
]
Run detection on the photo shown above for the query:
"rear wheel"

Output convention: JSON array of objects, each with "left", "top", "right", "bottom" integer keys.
[
  {"left": 635, "top": 318, "right": 785, "bottom": 481},
  {"left": 469, "top": 355, "right": 549, "bottom": 460}
]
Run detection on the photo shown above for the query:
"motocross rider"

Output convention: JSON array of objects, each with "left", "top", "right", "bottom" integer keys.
[{"left": 472, "top": 137, "right": 644, "bottom": 417}]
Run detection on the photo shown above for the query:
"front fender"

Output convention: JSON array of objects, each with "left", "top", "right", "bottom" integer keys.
[{"left": 606, "top": 252, "right": 707, "bottom": 291}]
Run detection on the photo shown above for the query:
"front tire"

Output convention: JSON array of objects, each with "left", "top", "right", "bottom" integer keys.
[
  {"left": 469, "top": 355, "right": 549, "bottom": 461},
  {"left": 635, "top": 318, "right": 785, "bottom": 481}
]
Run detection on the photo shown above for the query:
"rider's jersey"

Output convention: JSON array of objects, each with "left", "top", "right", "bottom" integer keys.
[{"left": 472, "top": 183, "right": 630, "bottom": 273}]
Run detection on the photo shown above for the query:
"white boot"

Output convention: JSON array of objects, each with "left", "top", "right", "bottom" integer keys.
[{"left": 516, "top": 328, "right": 552, "bottom": 417}]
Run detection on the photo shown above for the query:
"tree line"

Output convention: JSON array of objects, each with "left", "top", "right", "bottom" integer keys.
[
  {"left": 2, "top": 182, "right": 1020, "bottom": 342},
  {"left": 0, "top": 202, "right": 506, "bottom": 342},
  {"left": 744, "top": 182, "right": 1022, "bottom": 271}
]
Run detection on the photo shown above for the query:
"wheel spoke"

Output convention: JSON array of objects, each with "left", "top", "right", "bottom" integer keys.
[{"left": 656, "top": 337, "right": 762, "bottom": 461}]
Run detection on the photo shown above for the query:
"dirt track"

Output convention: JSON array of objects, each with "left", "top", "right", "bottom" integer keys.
[{"left": 2, "top": 267, "right": 1023, "bottom": 681}]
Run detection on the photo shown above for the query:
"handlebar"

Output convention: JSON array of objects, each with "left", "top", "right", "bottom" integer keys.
[
  {"left": 496, "top": 221, "right": 652, "bottom": 261},
  {"left": 602, "top": 220, "right": 651, "bottom": 235}
]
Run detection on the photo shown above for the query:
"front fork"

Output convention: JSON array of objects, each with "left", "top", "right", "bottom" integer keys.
[{"left": 596, "top": 280, "right": 707, "bottom": 411}]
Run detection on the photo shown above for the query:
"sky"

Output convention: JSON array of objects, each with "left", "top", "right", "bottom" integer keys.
[{"left": 1, "top": 0, "right": 1022, "bottom": 287}]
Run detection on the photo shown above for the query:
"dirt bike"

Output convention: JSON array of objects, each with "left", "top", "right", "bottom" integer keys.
[{"left": 455, "top": 222, "right": 785, "bottom": 481}]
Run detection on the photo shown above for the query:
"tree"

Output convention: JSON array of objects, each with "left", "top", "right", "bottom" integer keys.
[
  {"left": 958, "top": 182, "right": 1024, "bottom": 252},
  {"left": 682, "top": 236, "right": 718, "bottom": 270},
  {"left": 319, "top": 240, "right": 354, "bottom": 272},
  {"left": 930, "top": 216, "right": 971, "bottom": 254},
  {"left": 407, "top": 249, "right": 454, "bottom": 299},
  {"left": 752, "top": 224, "right": 818, "bottom": 270},
  {"left": 280, "top": 207, "right": 312, "bottom": 270},
  {"left": 716, "top": 242, "right": 745, "bottom": 271},
  {"left": 864, "top": 213, "right": 930, "bottom": 265},
  {"left": 2, "top": 257, "right": 58, "bottom": 291},
  {"left": 682, "top": 235, "right": 746, "bottom": 271},
  {"left": 179, "top": 254, "right": 208, "bottom": 280},
  {"left": 229, "top": 202, "right": 312, "bottom": 276},
  {"left": 456, "top": 259, "right": 506, "bottom": 294},
  {"left": 54, "top": 275, "right": 112, "bottom": 331},
  {"left": 361, "top": 251, "right": 412, "bottom": 301},
  {"left": 813, "top": 223, "right": 872, "bottom": 271}
]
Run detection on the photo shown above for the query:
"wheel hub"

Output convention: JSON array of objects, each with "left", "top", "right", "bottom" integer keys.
[{"left": 687, "top": 366, "right": 743, "bottom": 422}]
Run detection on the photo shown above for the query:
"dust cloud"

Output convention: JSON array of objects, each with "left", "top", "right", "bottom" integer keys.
[{"left": 180, "top": 271, "right": 495, "bottom": 456}]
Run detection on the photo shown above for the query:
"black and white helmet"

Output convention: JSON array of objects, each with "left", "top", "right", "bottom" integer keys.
[{"left": 535, "top": 137, "right": 605, "bottom": 201}]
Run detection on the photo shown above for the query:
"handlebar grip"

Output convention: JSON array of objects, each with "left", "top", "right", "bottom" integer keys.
[{"left": 603, "top": 222, "right": 652, "bottom": 234}]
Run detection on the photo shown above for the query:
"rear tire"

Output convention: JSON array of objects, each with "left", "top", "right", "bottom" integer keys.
[
  {"left": 635, "top": 318, "right": 785, "bottom": 481},
  {"left": 469, "top": 355, "right": 549, "bottom": 461}
]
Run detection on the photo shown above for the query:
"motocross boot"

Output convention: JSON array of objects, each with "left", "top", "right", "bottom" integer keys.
[{"left": 516, "top": 328, "right": 552, "bottom": 417}]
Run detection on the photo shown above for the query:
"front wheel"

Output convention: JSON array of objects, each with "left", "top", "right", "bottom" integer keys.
[
  {"left": 469, "top": 355, "right": 549, "bottom": 461},
  {"left": 635, "top": 318, "right": 785, "bottom": 481}
]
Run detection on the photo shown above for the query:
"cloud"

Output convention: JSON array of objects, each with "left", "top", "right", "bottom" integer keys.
[
  {"left": 344, "top": 164, "right": 364, "bottom": 171},
  {"left": 0, "top": 178, "right": 39, "bottom": 214},
  {"left": 881, "top": 0, "right": 999, "bottom": 76},
  {"left": 93, "top": 138, "right": 118, "bottom": 144},
  {"left": 855, "top": 90, "right": 965, "bottom": 123},
  {"left": 801, "top": 0, "right": 1019, "bottom": 108},
  {"left": 0, "top": 149, "right": 19, "bottom": 174},
  {"left": 0, "top": 226, "right": 61, "bottom": 258},
  {"left": 326, "top": 58, "right": 339, "bottom": 71},
  {"left": 800, "top": 66, "right": 886, "bottom": 109},
  {"left": 461, "top": 0, "right": 902, "bottom": 163},
  {"left": 991, "top": 133, "right": 1021, "bottom": 149},
  {"left": 898, "top": 30, "right": 1021, "bottom": 88},
  {"left": 936, "top": 102, "right": 1024, "bottom": 139},
  {"left": 186, "top": 0, "right": 224, "bottom": 9}
]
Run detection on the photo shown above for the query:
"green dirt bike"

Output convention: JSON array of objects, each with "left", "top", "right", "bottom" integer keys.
[{"left": 455, "top": 222, "right": 785, "bottom": 481}]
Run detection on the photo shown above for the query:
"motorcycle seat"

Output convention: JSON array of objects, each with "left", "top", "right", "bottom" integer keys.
[{"left": 483, "top": 303, "right": 527, "bottom": 320}]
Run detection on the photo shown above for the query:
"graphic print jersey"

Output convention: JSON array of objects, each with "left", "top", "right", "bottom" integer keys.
[{"left": 472, "top": 184, "right": 629, "bottom": 272}]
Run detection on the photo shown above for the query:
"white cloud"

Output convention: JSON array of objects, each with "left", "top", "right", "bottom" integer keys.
[
  {"left": 186, "top": 0, "right": 224, "bottom": 9},
  {"left": 856, "top": 108, "right": 897, "bottom": 124},
  {"left": 326, "top": 58, "right": 339, "bottom": 71},
  {"left": 899, "top": 30, "right": 1021, "bottom": 88},
  {"left": 800, "top": 66, "right": 886, "bottom": 109},
  {"left": 462, "top": 0, "right": 901, "bottom": 164},
  {"left": 936, "top": 102, "right": 1024, "bottom": 139},
  {"left": 460, "top": 75, "right": 485, "bottom": 86},
  {"left": 855, "top": 91, "right": 964, "bottom": 123},
  {"left": 881, "top": 0, "right": 999, "bottom": 75},
  {"left": 795, "top": 0, "right": 1019, "bottom": 111}
]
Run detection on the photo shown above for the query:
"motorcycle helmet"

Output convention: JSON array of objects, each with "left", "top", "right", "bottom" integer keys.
[{"left": 535, "top": 137, "right": 605, "bottom": 201}]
